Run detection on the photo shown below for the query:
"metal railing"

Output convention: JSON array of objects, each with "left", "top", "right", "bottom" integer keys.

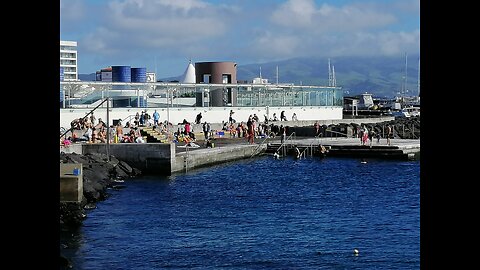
[
  {"left": 60, "top": 98, "right": 109, "bottom": 139},
  {"left": 250, "top": 136, "right": 271, "bottom": 158},
  {"left": 275, "top": 132, "right": 296, "bottom": 156}
]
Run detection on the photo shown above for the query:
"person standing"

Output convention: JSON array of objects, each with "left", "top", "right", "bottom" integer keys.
[
  {"left": 313, "top": 121, "right": 320, "bottom": 136},
  {"left": 134, "top": 112, "right": 140, "bottom": 126},
  {"left": 115, "top": 121, "right": 123, "bottom": 143},
  {"left": 202, "top": 121, "right": 210, "bottom": 140},
  {"left": 362, "top": 126, "right": 369, "bottom": 146},
  {"left": 246, "top": 117, "right": 254, "bottom": 144},
  {"left": 229, "top": 110, "right": 235, "bottom": 123},
  {"left": 153, "top": 110, "right": 160, "bottom": 126},
  {"left": 280, "top": 125, "right": 286, "bottom": 144},
  {"left": 386, "top": 124, "right": 392, "bottom": 146},
  {"left": 90, "top": 112, "right": 96, "bottom": 127}
]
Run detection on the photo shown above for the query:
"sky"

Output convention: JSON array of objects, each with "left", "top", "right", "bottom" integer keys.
[{"left": 60, "top": 0, "right": 420, "bottom": 78}]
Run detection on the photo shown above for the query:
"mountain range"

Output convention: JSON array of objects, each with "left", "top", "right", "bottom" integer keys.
[{"left": 79, "top": 54, "right": 420, "bottom": 98}]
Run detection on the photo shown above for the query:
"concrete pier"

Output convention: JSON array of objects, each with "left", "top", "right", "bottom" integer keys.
[
  {"left": 62, "top": 142, "right": 266, "bottom": 175},
  {"left": 60, "top": 163, "right": 83, "bottom": 202},
  {"left": 172, "top": 143, "right": 266, "bottom": 173},
  {"left": 266, "top": 137, "right": 420, "bottom": 160}
]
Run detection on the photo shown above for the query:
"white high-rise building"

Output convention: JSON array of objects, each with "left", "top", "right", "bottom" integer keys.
[{"left": 60, "top": 40, "right": 78, "bottom": 81}]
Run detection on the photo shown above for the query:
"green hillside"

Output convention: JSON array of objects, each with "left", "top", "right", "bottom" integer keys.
[{"left": 237, "top": 55, "right": 420, "bottom": 98}]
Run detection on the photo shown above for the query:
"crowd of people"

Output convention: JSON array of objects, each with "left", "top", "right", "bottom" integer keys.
[
  {"left": 62, "top": 109, "right": 395, "bottom": 149},
  {"left": 353, "top": 124, "right": 393, "bottom": 146}
]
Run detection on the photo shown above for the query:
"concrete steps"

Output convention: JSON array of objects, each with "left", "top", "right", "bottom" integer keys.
[{"left": 140, "top": 127, "right": 169, "bottom": 143}]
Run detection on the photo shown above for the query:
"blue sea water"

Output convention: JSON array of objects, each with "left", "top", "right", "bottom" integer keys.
[{"left": 62, "top": 156, "right": 420, "bottom": 269}]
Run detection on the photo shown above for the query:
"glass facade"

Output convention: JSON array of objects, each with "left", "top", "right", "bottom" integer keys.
[
  {"left": 59, "top": 82, "right": 343, "bottom": 108},
  {"left": 235, "top": 85, "right": 342, "bottom": 107}
]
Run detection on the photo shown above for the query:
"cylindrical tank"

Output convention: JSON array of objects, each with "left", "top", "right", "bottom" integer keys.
[
  {"left": 60, "top": 67, "right": 64, "bottom": 81},
  {"left": 131, "top": 67, "right": 147, "bottom": 82},
  {"left": 209, "top": 88, "right": 224, "bottom": 107},
  {"left": 195, "top": 62, "right": 237, "bottom": 84},
  {"left": 112, "top": 66, "right": 131, "bottom": 82},
  {"left": 138, "top": 96, "right": 147, "bottom": 107},
  {"left": 195, "top": 62, "right": 237, "bottom": 107}
]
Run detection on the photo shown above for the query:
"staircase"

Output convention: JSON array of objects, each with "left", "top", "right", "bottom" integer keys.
[{"left": 140, "top": 127, "right": 169, "bottom": 143}]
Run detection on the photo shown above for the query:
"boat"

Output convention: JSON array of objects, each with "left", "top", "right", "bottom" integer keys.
[{"left": 391, "top": 105, "right": 420, "bottom": 118}]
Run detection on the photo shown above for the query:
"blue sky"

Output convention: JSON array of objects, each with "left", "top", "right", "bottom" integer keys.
[{"left": 60, "top": 0, "right": 420, "bottom": 78}]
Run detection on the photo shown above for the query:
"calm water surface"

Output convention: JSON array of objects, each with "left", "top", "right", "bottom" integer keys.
[{"left": 62, "top": 156, "right": 420, "bottom": 269}]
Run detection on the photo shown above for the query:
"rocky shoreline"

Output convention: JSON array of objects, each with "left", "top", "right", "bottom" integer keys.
[{"left": 59, "top": 152, "right": 142, "bottom": 229}]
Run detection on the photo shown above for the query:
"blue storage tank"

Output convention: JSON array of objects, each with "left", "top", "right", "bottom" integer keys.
[
  {"left": 131, "top": 67, "right": 147, "bottom": 82},
  {"left": 60, "top": 67, "right": 64, "bottom": 81},
  {"left": 112, "top": 66, "right": 131, "bottom": 82},
  {"left": 138, "top": 96, "right": 147, "bottom": 107}
]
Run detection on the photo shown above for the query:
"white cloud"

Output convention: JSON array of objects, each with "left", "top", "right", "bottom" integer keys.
[
  {"left": 376, "top": 30, "right": 420, "bottom": 56},
  {"left": 154, "top": 0, "right": 208, "bottom": 12},
  {"left": 62, "top": 0, "right": 420, "bottom": 74},
  {"left": 271, "top": 0, "right": 316, "bottom": 27},
  {"left": 250, "top": 31, "right": 300, "bottom": 57},
  {"left": 392, "top": 0, "right": 420, "bottom": 13},
  {"left": 270, "top": 0, "right": 396, "bottom": 33},
  {"left": 82, "top": 0, "right": 233, "bottom": 54},
  {"left": 240, "top": 0, "right": 418, "bottom": 60},
  {"left": 246, "top": 29, "right": 420, "bottom": 60},
  {"left": 60, "top": 0, "right": 86, "bottom": 22}
]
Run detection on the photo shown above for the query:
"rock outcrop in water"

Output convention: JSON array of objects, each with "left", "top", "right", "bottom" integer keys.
[{"left": 59, "top": 152, "right": 141, "bottom": 230}]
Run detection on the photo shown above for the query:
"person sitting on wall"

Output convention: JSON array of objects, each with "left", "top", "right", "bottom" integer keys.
[
  {"left": 292, "top": 113, "right": 298, "bottom": 121},
  {"left": 272, "top": 113, "right": 278, "bottom": 121},
  {"left": 196, "top": 113, "right": 202, "bottom": 124},
  {"left": 205, "top": 138, "right": 214, "bottom": 148},
  {"left": 280, "top": 111, "right": 287, "bottom": 121},
  {"left": 70, "top": 118, "right": 82, "bottom": 130},
  {"left": 134, "top": 127, "right": 145, "bottom": 143},
  {"left": 95, "top": 118, "right": 107, "bottom": 129}
]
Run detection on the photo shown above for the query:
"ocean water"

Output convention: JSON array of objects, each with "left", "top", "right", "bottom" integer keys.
[{"left": 61, "top": 156, "right": 420, "bottom": 269}]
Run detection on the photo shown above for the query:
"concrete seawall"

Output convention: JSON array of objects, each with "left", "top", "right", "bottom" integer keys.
[
  {"left": 173, "top": 144, "right": 266, "bottom": 173},
  {"left": 61, "top": 142, "right": 266, "bottom": 175},
  {"left": 82, "top": 143, "right": 174, "bottom": 174}
]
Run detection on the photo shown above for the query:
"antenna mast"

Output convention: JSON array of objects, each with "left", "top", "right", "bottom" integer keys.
[
  {"left": 154, "top": 56, "right": 157, "bottom": 76},
  {"left": 328, "top": 58, "right": 333, "bottom": 86},
  {"left": 404, "top": 52, "right": 408, "bottom": 95},
  {"left": 417, "top": 57, "right": 420, "bottom": 97},
  {"left": 332, "top": 65, "right": 336, "bottom": 87},
  {"left": 276, "top": 65, "right": 279, "bottom": 84}
]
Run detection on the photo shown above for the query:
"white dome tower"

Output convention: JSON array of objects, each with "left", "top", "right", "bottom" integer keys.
[{"left": 181, "top": 59, "right": 196, "bottom": 84}]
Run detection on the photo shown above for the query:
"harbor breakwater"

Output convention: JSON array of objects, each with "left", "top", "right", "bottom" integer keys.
[{"left": 286, "top": 116, "right": 420, "bottom": 139}]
